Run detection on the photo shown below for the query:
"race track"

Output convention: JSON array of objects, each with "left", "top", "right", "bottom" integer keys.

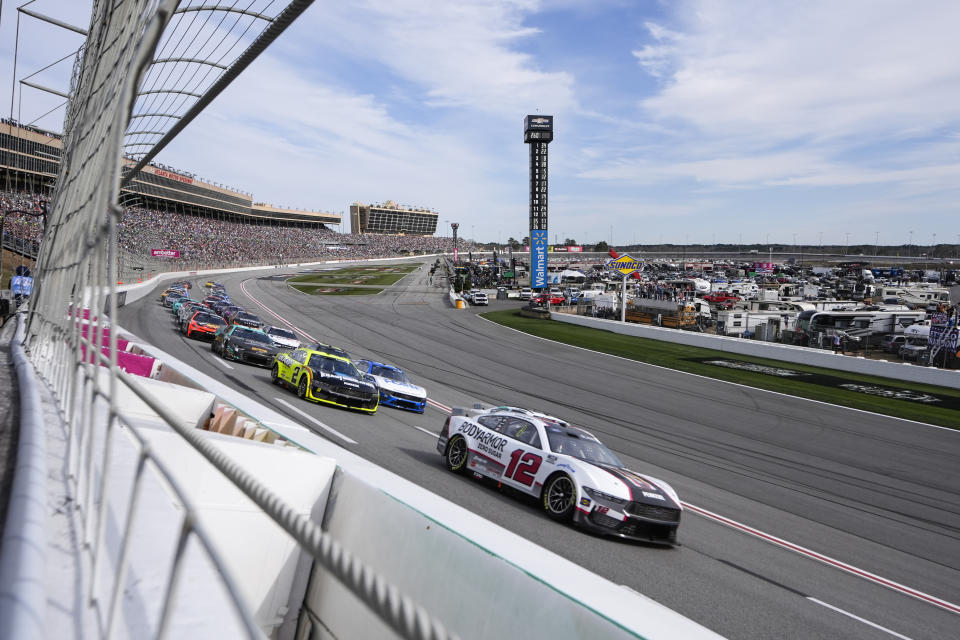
[{"left": 118, "top": 261, "right": 960, "bottom": 640}]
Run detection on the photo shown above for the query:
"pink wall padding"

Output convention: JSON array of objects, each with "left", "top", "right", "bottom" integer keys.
[
  {"left": 79, "top": 344, "right": 158, "bottom": 378},
  {"left": 79, "top": 324, "right": 131, "bottom": 352}
]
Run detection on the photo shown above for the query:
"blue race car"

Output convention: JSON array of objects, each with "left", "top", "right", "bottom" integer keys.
[{"left": 354, "top": 359, "right": 427, "bottom": 413}]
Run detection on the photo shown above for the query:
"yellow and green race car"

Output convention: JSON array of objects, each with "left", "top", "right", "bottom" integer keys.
[{"left": 271, "top": 347, "right": 379, "bottom": 413}]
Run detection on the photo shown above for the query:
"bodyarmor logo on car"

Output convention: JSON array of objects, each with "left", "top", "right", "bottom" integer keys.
[{"left": 458, "top": 423, "right": 507, "bottom": 455}]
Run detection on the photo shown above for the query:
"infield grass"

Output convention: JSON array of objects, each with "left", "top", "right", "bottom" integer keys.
[
  {"left": 288, "top": 264, "right": 417, "bottom": 287},
  {"left": 481, "top": 309, "right": 960, "bottom": 428},
  {"left": 290, "top": 285, "right": 384, "bottom": 295}
]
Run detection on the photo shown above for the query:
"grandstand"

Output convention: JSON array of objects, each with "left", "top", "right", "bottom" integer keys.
[
  {"left": 2, "top": 120, "right": 341, "bottom": 228},
  {"left": 350, "top": 200, "right": 439, "bottom": 235}
]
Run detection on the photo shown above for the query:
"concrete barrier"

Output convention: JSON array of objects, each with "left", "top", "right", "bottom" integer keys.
[{"left": 553, "top": 313, "right": 960, "bottom": 389}]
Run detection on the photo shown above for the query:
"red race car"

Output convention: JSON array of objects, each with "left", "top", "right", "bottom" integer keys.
[{"left": 182, "top": 310, "right": 225, "bottom": 340}]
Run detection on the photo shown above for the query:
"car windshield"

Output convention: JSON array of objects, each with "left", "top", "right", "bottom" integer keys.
[
  {"left": 371, "top": 365, "right": 408, "bottom": 383},
  {"left": 194, "top": 313, "right": 221, "bottom": 325},
  {"left": 545, "top": 428, "right": 622, "bottom": 466},
  {"left": 232, "top": 328, "right": 271, "bottom": 344},
  {"left": 269, "top": 328, "right": 297, "bottom": 340},
  {"left": 311, "top": 357, "right": 358, "bottom": 377},
  {"left": 236, "top": 313, "right": 259, "bottom": 322}
]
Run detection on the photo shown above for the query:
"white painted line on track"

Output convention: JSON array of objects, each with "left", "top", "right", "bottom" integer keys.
[
  {"left": 240, "top": 279, "right": 319, "bottom": 343},
  {"left": 684, "top": 502, "right": 960, "bottom": 616},
  {"left": 273, "top": 397, "right": 358, "bottom": 444},
  {"left": 211, "top": 356, "right": 234, "bottom": 369},
  {"left": 807, "top": 598, "right": 914, "bottom": 639},
  {"left": 414, "top": 426, "right": 439, "bottom": 438},
  {"left": 241, "top": 274, "right": 960, "bottom": 617}
]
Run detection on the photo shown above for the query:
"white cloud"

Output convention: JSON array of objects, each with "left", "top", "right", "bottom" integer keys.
[
  {"left": 295, "top": 0, "right": 576, "bottom": 118},
  {"left": 634, "top": 1, "right": 960, "bottom": 146}
]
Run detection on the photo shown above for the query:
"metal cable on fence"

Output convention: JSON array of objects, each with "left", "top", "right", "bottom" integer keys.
[
  {"left": 77, "top": 339, "right": 458, "bottom": 640},
  {"left": 19, "top": 1, "right": 463, "bottom": 638}
]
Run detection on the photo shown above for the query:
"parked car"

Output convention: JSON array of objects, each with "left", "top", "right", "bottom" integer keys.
[
  {"left": 519, "top": 287, "right": 533, "bottom": 301},
  {"left": 471, "top": 292, "right": 489, "bottom": 305},
  {"left": 899, "top": 343, "right": 929, "bottom": 362},
  {"left": 879, "top": 334, "right": 907, "bottom": 353}
]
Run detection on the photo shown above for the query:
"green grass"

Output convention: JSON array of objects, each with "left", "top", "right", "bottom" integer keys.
[
  {"left": 481, "top": 309, "right": 960, "bottom": 428},
  {"left": 288, "top": 264, "right": 417, "bottom": 287},
  {"left": 291, "top": 285, "right": 384, "bottom": 295}
]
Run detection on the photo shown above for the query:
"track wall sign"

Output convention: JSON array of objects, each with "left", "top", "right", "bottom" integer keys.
[{"left": 525, "top": 115, "right": 553, "bottom": 288}]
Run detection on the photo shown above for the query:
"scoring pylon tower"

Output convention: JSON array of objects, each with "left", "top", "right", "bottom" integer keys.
[{"left": 524, "top": 115, "right": 553, "bottom": 289}]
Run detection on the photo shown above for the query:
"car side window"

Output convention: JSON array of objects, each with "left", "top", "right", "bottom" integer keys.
[
  {"left": 476, "top": 415, "right": 503, "bottom": 431},
  {"left": 499, "top": 417, "right": 542, "bottom": 448},
  {"left": 291, "top": 350, "right": 307, "bottom": 364}
]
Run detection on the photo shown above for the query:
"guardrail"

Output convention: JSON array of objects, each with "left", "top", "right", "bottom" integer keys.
[{"left": 553, "top": 313, "right": 960, "bottom": 389}]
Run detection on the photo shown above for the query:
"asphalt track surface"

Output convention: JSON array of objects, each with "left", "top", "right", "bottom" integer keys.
[{"left": 118, "top": 262, "right": 960, "bottom": 640}]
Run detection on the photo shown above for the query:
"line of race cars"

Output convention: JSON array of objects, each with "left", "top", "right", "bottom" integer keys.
[
  {"left": 158, "top": 280, "right": 427, "bottom": 414},
  {"left": 159, "top": 278, "right": 683, "bottom": 545}
]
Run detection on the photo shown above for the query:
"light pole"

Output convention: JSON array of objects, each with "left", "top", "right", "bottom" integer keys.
[
  {"left": 845, "top": 232, "right": 850, "bottom": 256},
  {"left": 451, "top": 222, "right": 459, "bottom": 263}
]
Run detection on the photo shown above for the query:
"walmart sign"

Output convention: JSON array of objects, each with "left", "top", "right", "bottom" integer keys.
[{"left": 531, "top": 229, "right": 548, "bottom": 288}]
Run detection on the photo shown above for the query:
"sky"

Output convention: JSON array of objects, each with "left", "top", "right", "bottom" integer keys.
[{"left": 2, "top": 0, "right": 959, "bottom": 248}]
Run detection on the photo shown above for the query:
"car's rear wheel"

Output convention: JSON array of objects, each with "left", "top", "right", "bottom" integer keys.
[
  {"left": 543, "top": 474, "right": 575, "bottom": 522},
  {"left": 271, "top": 363, "right": 281, "bottom": 385},
  {"left": 297, "top": 376, "right": 308, "bottom": 399},
  {"left": 445, "top": 435, "right": 468, "bottom": 473}
]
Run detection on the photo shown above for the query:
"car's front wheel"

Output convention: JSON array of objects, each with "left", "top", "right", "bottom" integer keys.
[
  {"left": 271, "top": 363, "right": 281, "bottom": 385},
  {"left": 542, "top": 474, "right": 575, "bottom": 522},
  {"left": 445, "top": 435, "right": 468, "bottom": 473}
]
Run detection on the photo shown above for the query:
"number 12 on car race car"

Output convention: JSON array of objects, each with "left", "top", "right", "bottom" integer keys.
[{"left": 437, "top": 405, "right": 682, "bottom": 545}]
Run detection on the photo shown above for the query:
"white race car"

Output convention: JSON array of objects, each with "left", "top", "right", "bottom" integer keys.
[
  {"left": 264, "top": 325, "right": 301, "bottom": 350},
  {"left": 437, "top": 405, "right": 681, "bottom": 545}
]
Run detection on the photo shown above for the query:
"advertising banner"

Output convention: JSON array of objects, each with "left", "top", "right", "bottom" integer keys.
[
  {"left": 531, "top": 230, "right": 548, "bottom": 288},
  {"left": 151, "top": 249, "right": 180, "bottom": 257},
  {"left": 11, "top": 275, "right": 33, "bottom": 296},
  {"left": 930, "top": 325, "right": 958, "bottom": 350},
  {"left": 605, "top": 254, "right": 644, "bottom": 276}
]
